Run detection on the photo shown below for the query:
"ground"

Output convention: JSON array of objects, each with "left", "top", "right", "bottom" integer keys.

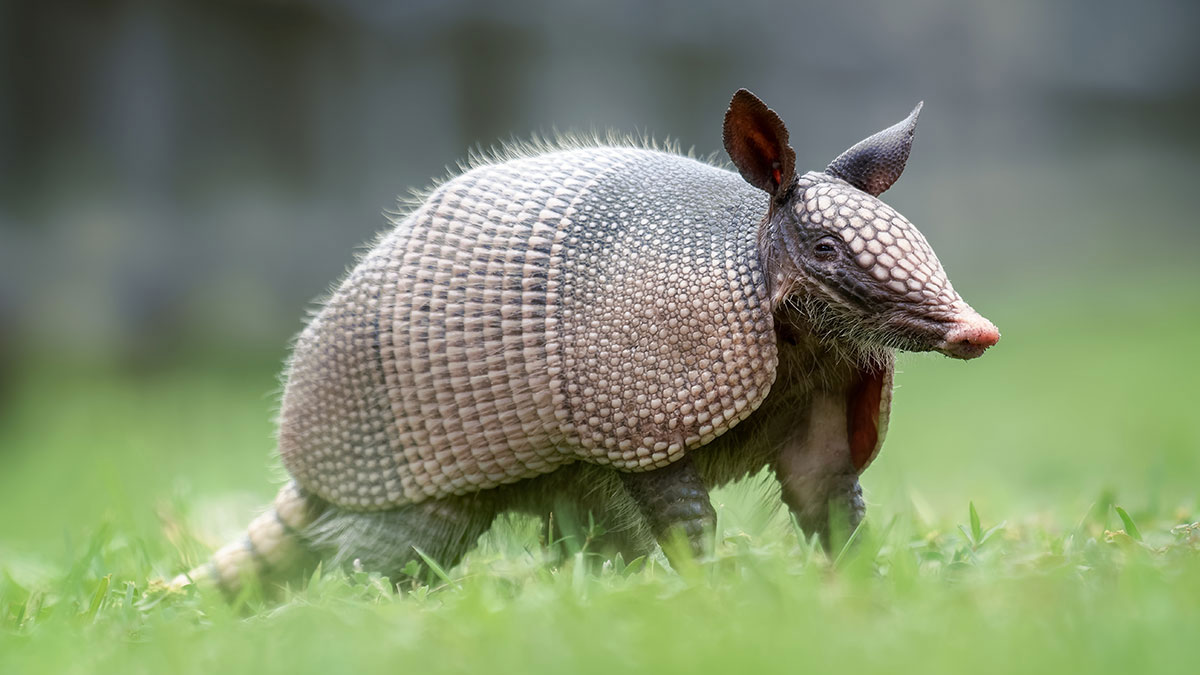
[{"left": 1, "top": 275, "right": 1198, "bottom": 675}]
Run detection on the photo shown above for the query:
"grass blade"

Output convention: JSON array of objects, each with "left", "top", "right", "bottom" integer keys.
[
  {"left": 412, "top": 546, "right": 458, "bottom": 590},
  {"left": 1114, "top": 506, "right": 1143, "bottom": 542},
  {"left": 832, "top": 518, "right": 867, "bottom": 569},
  {"left": 85, "top": 574, "right": 110, "bottom": 622}
]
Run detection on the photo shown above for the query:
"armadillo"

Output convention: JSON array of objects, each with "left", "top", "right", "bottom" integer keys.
[{"left": 173, "top": 89, "right": 998, "bottom": 593}]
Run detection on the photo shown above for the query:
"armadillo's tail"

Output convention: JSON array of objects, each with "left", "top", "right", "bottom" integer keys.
[{"left": 169, "top": 482, "right": 325, "bottom": 596}]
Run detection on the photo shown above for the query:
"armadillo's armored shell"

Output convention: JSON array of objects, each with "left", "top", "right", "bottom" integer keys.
[{"left": 278, "top": 147, "right": 779, "bottom": 510}]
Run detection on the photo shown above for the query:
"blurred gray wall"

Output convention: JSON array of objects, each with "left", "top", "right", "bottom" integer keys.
[{"left": 2, "top": 0, "right": 1198, "bottom": 362}]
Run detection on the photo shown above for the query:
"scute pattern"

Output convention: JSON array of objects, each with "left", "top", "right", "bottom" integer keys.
[
  {"left": 277, "top": 237, "right": 408, "bottom": 509},
  {"left": 278, "top": 147, "right": 778, "bottom": 510},
  {"left": 558, "top": 159, "right": 776, "bottom": 469},
  {"left": 796, "top": 177, "right": 960, "bottom": 307}
]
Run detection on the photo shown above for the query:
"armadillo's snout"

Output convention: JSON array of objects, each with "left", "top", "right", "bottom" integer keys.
[{"left": 935, "top": 309, "right": 999, "bottom": 360}]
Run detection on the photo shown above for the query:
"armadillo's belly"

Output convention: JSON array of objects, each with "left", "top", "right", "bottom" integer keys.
[{"left": 278, "top": 147, "right": 777, "bottom": 509}]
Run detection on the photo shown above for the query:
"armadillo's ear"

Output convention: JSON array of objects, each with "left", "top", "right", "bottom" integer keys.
[
  {"left": 723, "top": 89, "right": 796, "bottom": 201},
  {"left": 826, "top": 102, "right": 923, "bottom": 196}
]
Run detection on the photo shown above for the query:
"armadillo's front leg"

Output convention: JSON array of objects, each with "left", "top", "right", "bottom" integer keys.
[
  {"left": 619, "top": 455, "right": 717, "bottom": 563},
  {"left": 773, "top": 392, "right": 866, "bottom": 550},
  {"left": 776, "top": 469, "right": 864, "bottom": 550}
]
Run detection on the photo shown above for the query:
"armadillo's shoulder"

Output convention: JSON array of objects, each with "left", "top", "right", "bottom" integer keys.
[
  {"left": 555, "top": 150, "right": 779, "bottom": 470},
  {"left": 278, "top": 145, "right": 778, "bottom": 509}
]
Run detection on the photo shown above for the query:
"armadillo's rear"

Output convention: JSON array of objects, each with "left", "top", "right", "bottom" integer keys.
[{"left": 278, "top": 146, "right": 778, "bottom": 512}]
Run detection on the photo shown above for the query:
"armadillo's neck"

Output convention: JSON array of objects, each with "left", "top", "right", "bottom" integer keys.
[{"left": 771, "top": 301, "right": 895, "bottom": 384}]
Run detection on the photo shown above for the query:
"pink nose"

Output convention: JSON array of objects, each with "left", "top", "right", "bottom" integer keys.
[{"left": 936, "top": 311, "right": 1000, "bottom": 360}]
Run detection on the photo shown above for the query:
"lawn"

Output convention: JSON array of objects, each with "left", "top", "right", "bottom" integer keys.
[{"left": 2, "top": 273, "right": 1198, "bottom": 675}]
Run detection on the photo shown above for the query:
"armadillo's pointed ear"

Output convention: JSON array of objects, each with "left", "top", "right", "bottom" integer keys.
[
  {"left": 826, "top": 102, "right": 923, "bottom": 196},
  {"left": 723, "top": 89, "right": 796, "bottom": 201}
]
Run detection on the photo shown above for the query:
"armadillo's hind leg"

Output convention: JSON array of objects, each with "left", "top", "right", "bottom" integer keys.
[
  {"left": 303, "top": 494, "right": 497, "bottom": 586},
  {"left": 619, "top": 455, "right": 717, "bottom": 565},
  {"left": 170, "top": 481, "right": 326, "bottom": 596}
]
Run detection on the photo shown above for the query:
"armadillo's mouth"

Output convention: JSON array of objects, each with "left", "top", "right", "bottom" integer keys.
[{"left": 935, "top": 341, "right": 992, "bottom": 360}]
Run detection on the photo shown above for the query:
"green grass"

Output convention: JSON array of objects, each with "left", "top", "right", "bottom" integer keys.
[{"left": 2, "top": 275, "right": 1198, "bottom": 674}]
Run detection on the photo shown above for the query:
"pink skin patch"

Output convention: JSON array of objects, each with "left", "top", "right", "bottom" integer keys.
[{"left": 935, "top": 308, "right": 1000, "bottom": 360}]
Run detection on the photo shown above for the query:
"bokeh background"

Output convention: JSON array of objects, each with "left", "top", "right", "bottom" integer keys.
[{"left": 1, "top": 0, "right": 1198, "bottom": 555}]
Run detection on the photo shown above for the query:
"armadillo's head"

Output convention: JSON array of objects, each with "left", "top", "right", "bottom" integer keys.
[{"left": 723, "top": 89, "right": 998, "bottom": 360}]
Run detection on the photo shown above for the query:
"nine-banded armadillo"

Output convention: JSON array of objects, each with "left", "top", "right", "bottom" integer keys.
[{"left": 172, "top": 89, "right": 999, "bottom": 593}]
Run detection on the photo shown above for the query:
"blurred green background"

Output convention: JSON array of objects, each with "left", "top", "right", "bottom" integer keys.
[
  {"left": 1, "top": 0, "right": 1199, "bottom": 616},
  {"left": 2, "top": 3, "right": 1200, "bottom": 673}
]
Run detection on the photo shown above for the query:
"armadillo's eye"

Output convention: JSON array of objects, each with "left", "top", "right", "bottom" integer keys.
[{"left": 813, "top": 237, "right": 839, "bottom": 261}]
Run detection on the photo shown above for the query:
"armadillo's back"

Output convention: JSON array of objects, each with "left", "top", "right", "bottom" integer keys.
[{"left": 279, "top": 146, "right": 778, "bottom": 510}]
